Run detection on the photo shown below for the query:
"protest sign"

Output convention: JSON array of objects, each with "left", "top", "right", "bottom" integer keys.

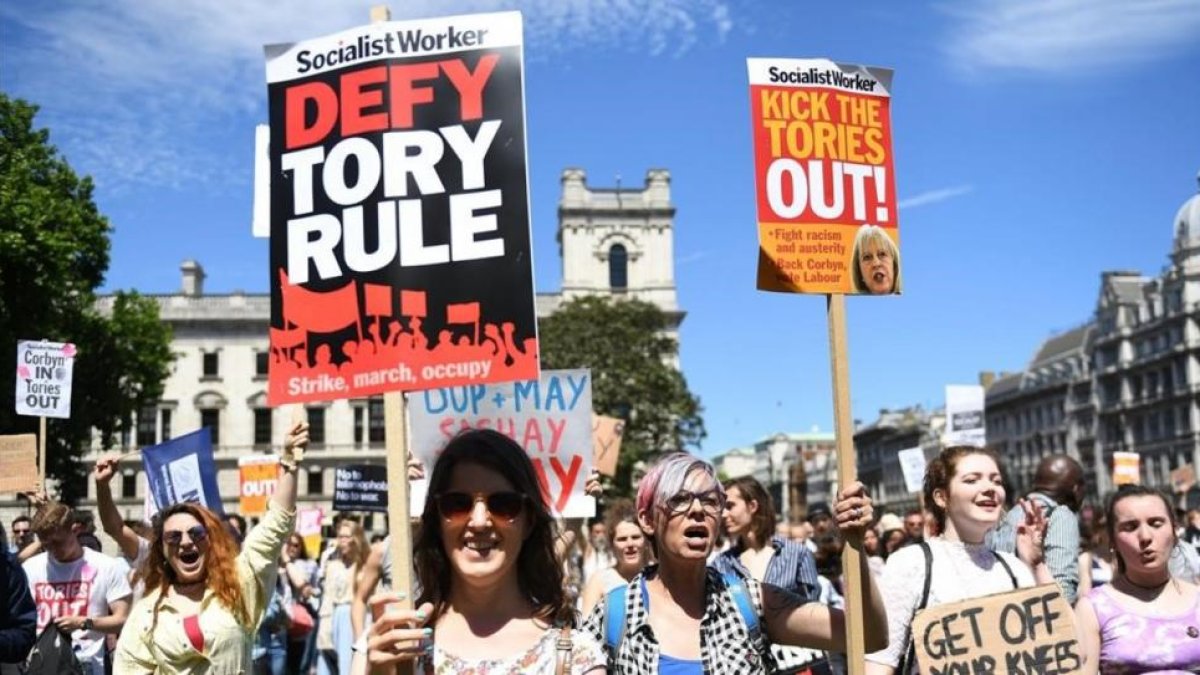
[
  {"left": 142, "top": 428, "right": 224, "bottom": 515},
  {"left": 263, "top": 11, "right": 538, "bottom": 405},
  {"left": 747, "top": 58, "right": 898, "bottom": 295},
  {"left": 1113, "top": 451, "right": 1140, "bottom": 486},
  {"left": 913, "top": 584, "right": 1081, "bottom": 675},
  {"left": 238, "top": 455, "right": 279, "bottom": 516},
  {"left": 592, "top": 414, "right": 624, "bottom": 477},
  {"left": 897, "top": 446, "right": 926, "bottom": 494},
  {"left": 944, "top": 385, "right": 986, "bottom": 448},
  {"left": 296, "top": 506, "right": 324, "bottom": 559},
  {"left": 410, "top": 369, "right": 594, "bottom": 516},
  {"left": 0, "top": 434, "right": 38, "bottom": 494},
  {"left": 333, "top": 464, "right": 389, "bottom": 512},
  {"left": 15, "top": 340, "right": 75, "bottom": 418},
  {"left": 1172, "top": 463, "right": 1196, "bottom": 494}
]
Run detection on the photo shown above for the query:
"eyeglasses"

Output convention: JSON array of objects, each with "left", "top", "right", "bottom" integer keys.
[
  {"left": 436, "top": 492, "right": 526, "bottom": 523},
  {"left": 163, "top": 525, "right": 209, "bottom": 548},
  {"left": 663, "top": 489, "right": 724, "bottom": 515},
  {"left": 12, "top": 528, "right": 30, "bottom": 536}
]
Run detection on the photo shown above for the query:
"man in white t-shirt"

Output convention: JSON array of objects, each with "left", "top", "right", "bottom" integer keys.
[{"left": 22, "top": 502, "right": 131, "bottom": 675}]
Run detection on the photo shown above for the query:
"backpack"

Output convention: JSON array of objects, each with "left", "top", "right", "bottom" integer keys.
[
  {"left": 24, "top": 625, "right": 83, "bottom": 675},
  {"left": 603, "top": 572, "right": 769, "bottom": 668}
]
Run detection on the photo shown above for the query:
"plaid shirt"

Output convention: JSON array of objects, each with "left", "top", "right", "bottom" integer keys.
[{"left": 582, "top": 564, "right": 772, "bottom": 674}]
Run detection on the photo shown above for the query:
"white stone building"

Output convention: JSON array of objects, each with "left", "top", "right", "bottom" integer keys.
[{"left": 0, "top": 169, "right": 683, "bottom": 535}]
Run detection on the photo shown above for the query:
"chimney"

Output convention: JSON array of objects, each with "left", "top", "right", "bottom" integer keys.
[{"left": 181, "top": 260, "right": 205, "bottom": 297}]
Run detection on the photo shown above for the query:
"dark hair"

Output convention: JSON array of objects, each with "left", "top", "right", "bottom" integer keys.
[
  {"left": 923, "top": 446, "right": 1004, "bottom": 532},
  {"left": 724, "top": 476, "right": 776, "bottom": 545},
  {"left": 286, "top": 532, "right": 310, "bottom": 560},
  {"left": 880, "top": 529, "right": 908, "bottom": 559},
  {"left": 603, "top": 499, "right": 639, "bottom": 546},
  {"left": 12, "top": 515, "right": 30, "bottom": 526},
  {"left": 226, "top": 513, "right": 247, "bottom": 535},
  {"left": 414, "top": 429, "right": 568, "bottom": 626},
  {"left": 1104, "top": 484, "right": 1177, "bottom": 575}
]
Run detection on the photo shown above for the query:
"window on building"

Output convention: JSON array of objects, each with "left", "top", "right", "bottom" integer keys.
[
  {"left": 200, "top": 409, "right": 220, "bottom": 446},
  {"left": 202, "top": 351, "right": 219, "bottom": 377},
  {"left": 255, "top": 351, "right": 269, "bottom": 377},
  {"left": 161, "top": 408, "right": 172, "bottom": 442},
  {"left": 254, "top": 409, "right": 272, "bottom": 446},
  {"left": 121, "top": 472, "right": 136, "bottom": 499},
  {"left": 307, "top": 469, "right": 323, "bottom": 495},
  {"left": 308, "top": 407, "right": 326, "bottom": 446},
  {"left": 354, "top": 406, "right": 365, "bottom": 445},
  {"left": 609, "top": 244, "right": 628, "bottom": 290},
  {"left": 136, "top": 406, "right": 157, "bottom": 447},
  {"left": 368, "top": 397, "right": 385, "bottom": 444}
]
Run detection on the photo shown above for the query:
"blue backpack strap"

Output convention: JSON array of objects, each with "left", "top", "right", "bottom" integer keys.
[
  {"left": 721, "top": 572, "right": 760, "bottom": 639},
  {"left": 603, "top": 584, "right": 629, "bottom": 655}
]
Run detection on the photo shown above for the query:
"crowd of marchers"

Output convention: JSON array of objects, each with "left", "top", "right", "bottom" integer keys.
[{"left": 1, "top": 428, "right": 1199, "bottom": 674}]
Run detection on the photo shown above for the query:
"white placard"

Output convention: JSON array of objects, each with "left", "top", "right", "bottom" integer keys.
[
  {"left": 15, "top": 340, "right": 75, "bottom": 418},
  {"left": 944, "top": 384, "right": 986, "bottom": 447},
  {"left": 898, "top": 446, "right": 927, "bottom": 494}
]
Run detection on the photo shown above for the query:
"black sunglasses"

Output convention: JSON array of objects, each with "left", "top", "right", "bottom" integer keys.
[
  {"left": 436, "top": 492, "right": 526, "bottom": 522},
  {"left": 164, "top": 524, "right": 209, "bottom": 547}
]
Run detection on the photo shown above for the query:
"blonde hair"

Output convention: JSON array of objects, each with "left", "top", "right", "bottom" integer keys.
[{"left": 851, "top": 224, "right": 901, "bottom": 293}]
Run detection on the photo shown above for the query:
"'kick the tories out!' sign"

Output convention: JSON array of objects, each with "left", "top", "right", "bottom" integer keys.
[{"left": 264, "top": 12, "right": 538, "bottom": 405}]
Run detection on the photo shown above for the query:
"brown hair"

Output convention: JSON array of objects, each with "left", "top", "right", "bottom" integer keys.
[
  {"left": 1104, "top": 484, "right": 1177, "bottom": 575},
  {"left": 923, "top": 446, "right": 1004, "bottom": 532},
  {"left": 143, "top": 503, "right": 248, "bottom": 629},
  {"left": 603, "top": 499, "right": 639, "bottom": 546},
  {"left": 724, "top": 476, "right": 777, "bottom": 545},
  {"left": 31, "top": 502, "right": 74, "bottom": 536},
  {"left": 334, "top": 519, "right": 369, "bottom": 570},
  {"left": 414, "top": 430, "right": 569, "bottom": 626}
]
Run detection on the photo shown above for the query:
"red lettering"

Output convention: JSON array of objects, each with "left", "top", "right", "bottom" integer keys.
[
  {"left": 440, "top": 55, "right": 498, "bottom": 121},
  {"left": 388, "top": 62, "right": 439, "bottom": 129},
  {"left": 341, "top": 66, "right": 389, "bottom": 137},
  {"left": 285, "top": 81, "right": 338, "bottom": 150},
  {"left": 549, "top": 455, "right": 583, "bottom": 512}
]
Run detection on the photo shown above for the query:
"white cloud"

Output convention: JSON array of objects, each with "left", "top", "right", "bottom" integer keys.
[
  {"left": 0, "top": 0, "right": 736, "bottom": 190},
  {"left": 897, "top": 185, "right": 973, "bottom": 210},
  {"left": 944, "top": 0, "right": 1200, "bottom": 75},
  {"left": 677, "top": 251, "right": 710, "bottom": 266}
]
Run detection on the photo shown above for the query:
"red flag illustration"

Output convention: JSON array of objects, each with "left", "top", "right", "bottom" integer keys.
[
  {"left": 364, "top": 284, "right": 392, "bottom": 317},
  {"left": 279, "top": 270, "right": 360, "bottom": 333},
  {"left": 446, "top": 302, "right": 481, "bottom": 325},
  {"left": 400, "top": 290, "right": 427, "bottom": 318},
  {"left": 270, "top": 326, "right": 306, "bottom": 349}
]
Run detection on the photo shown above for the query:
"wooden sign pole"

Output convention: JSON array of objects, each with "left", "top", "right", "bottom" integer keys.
[
  {"left": 827, "top": 294, "right": 865, "bottom": 675},
  {"left": 38, "top": 416, "right": 47, "bottom": 485}
]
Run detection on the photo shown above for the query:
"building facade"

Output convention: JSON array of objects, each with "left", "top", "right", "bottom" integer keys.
[
  {"left": 855, "top": 407, "right": 944, "bottom": 516},
  {"left": 1, "top": 169, "right": 683, "bottom": 532},
  {"left": 710, "top": 430, "right": 836, "bottom": 524}
]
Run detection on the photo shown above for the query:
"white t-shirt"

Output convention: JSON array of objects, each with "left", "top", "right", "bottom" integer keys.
[{"left": 23, "top": 547, "right": 133, "bottom": 671}]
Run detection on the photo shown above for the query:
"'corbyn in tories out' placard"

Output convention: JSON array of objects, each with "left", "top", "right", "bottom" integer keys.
[
  {"left": 748, "top": 58, "right": 899, "bottom": 296},
  {"left": 264, "top": 12, "right": 538, "bottom": 405}
]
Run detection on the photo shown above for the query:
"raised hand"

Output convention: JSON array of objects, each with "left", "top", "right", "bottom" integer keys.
[{"left": 1014, "top": 498, "right": 1047, "bottom": 568}]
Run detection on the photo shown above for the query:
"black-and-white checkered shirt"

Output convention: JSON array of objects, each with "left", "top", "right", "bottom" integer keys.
[{"left": 582, "top": 564, "right": 772, "bottom": 674}]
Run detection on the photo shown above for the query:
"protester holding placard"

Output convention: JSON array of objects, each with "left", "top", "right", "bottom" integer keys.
[
  {"left": 865, "top": 446, "right": 1052, "bottom": 674},
  {"left": 113, "top": 421, "right": 301, "bottom": 673},
  {"left": 578, "top": 453, "right": 885, "bottom": 674},
  {"left": 1074, "top": 484, "right": 1200, "bottom": 674},
  {"left": 362, "top": 429, "right": 606, "bottom": 674},
  {"left": 579, "top": 502, "right": 650, "bottom": 615}
]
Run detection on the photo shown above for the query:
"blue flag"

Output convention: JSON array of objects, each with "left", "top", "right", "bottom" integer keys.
[{"left": 142, "top": 428, "right": 224, "bottom": 515}]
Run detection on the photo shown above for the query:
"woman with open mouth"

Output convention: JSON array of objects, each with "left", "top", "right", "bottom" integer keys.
[
  {"left": 114, "top": 421, "right": 303, "bottom": 673},
  {"left": 1074, "top": 484, "right": 1200, "bottom": 673},
  {"left": 865, "top": 446, "right": 1051, "bottom": 674},
  {"left": 361, "top": 429, "right": 607, "bottom": 674},
  {"left": 579, "top": 501, "right": 651, "bottom": 615},
  {"left": 580, "top": 452, "right": 888, "bottom": 674}
]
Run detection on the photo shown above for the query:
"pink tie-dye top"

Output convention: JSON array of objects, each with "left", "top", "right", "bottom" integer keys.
[{"left": 1088, "top": 584, "right": 1200, "bottom": 673}]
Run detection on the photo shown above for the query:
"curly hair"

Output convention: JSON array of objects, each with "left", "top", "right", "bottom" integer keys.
[
  {"left": 923, "top": 445, "right": 1004, "bottom": 532},
  {"left": 142, "top": 503, "right": 248, "bottom": 629},
  {"left": 413, "top": 429, "right": 569, "bottom": 626}
]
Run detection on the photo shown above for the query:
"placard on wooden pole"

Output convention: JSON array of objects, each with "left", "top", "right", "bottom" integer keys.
[
  {"left": 828, "top": 294, "right": 866, "bottom": 675},
  {"left": 38, "top": 416, "right": 47, "bottom": 485}
]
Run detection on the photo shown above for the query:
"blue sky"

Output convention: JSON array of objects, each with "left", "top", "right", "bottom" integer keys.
[{"left": 3, "top": 0, "right": 1200, "bottom": 458}]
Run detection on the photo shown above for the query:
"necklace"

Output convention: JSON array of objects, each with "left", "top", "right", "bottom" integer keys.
[{"left": 1122, "top": 574, "right": 1170, "bottom": 591}]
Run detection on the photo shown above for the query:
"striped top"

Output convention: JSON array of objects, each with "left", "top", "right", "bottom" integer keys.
[
  {"left": 711, "top": 535, "right": 820, "bottom": 602},
  {"left": 991, "top": 492, "right": 1080, "bottom": 604}
]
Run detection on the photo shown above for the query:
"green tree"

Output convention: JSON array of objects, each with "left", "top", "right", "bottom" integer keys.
[
  {"left": 538, "top": 296, "right": 705, "bottom": 497},
  {"left": 0, "top": 94, "right": 173, "bottom": 503}
]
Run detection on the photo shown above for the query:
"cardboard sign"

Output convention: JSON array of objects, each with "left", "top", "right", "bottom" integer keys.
[
  {"left": 592, "top": 414, "right": 624, "bottom": 477},
  {"left": 944, "top": 385, "right": 986, "bottom": 447},
  {"left": 142, "top": 428, "right": 224, "bottom": 515},
  {"left": 0, "top": 434, "right": 38, "bottom": 494},
  {"left": 897, "top": 446, "right": 926, "bottom": 494},
  {"left": 747, "top": 58, "right": 898, "bottom": 295},
  {"left": 913, "top": 584, "right": 1081, "bottom": 675},
  {"left": 263, "top": 12, "right": 539, "bottom": 405},
  {"left": 1113, "top": 451, "right": 1140, "bottom": 486},
  {"left": 409, "top": 369, "right": 594, "bottom": 516},
  {"left": 15, "top": 340, "right": 76, "bottom": 418},
  {"left": 238, "top": 455, "right": 279, "bottom": 516},
  {"left": 296, "top": 506, "right": 324, "bottom": 559},
  {"left": 333, "top": 464, "right": 389, "bottom": 512},
  {"left": 1172, "top": 464, "right": 1196, "bottom": 494}
]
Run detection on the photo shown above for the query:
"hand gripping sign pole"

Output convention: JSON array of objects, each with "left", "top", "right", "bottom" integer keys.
[{"left": 747, "top": 57, "right": 899, "bottom": 675}]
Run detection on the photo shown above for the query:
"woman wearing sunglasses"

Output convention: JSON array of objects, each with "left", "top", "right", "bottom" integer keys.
[
  {"left": 362, "top": 429, "right": 606, "bottom": 674},
  {"left": 114, "top": 421, "right": 304, "bottom": 673},
  {"left": 582, "top": 452, "right": 888, "bottom": 674}
]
